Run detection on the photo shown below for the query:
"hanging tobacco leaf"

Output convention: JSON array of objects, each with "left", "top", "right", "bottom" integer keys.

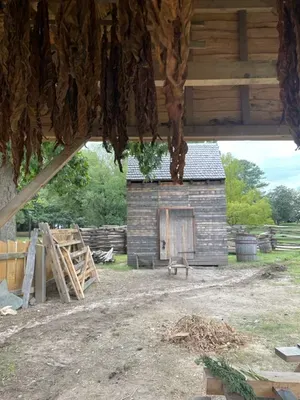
[
  {"left": 277, "top": 0, "right": 300, "bottom": 147},
  {"left": 2, "top": 0, "right": 31, "bottom": 182},
  {"left": 147, "top": 0, "right": 192, "bottom": 183},
  {"left": 101, "top": 5, "right": 128, "bottom": 171},
  {"left": 118, "top": 0, "right": 158, "bottom": 144}
]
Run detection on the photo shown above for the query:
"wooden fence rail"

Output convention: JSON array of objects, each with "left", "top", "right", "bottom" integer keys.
[{"left": 0, "top": 240, "right": 53, "bottom": 295}]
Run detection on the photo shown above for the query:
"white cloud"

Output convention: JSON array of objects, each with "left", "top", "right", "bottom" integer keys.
[{"left": 218, "top": 141, "right": 300, "bottom": 189}]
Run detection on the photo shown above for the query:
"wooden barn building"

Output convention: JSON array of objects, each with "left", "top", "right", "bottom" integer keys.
[{"left": 126, "top": 143, "right": 228, "bottom": 268}]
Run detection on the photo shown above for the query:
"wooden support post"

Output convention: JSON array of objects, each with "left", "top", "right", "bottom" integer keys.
[
  {"left": 184, "top": 87, "right": 194, "bottom": 125},
  {"left": 35, "top": 244, "right": 46, "bottom": 304},
  {"left": 22, "top": 229, "right": 39, "bottom": 308},
  {"left": 238, "top": 10, "right": 251, "bottom": 125},
  {"left": 0, "top": 138, "right": 87, "bottom": 229}
]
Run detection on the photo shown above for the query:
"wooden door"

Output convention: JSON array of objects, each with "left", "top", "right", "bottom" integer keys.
[{"left": 159, "top": 208, "right": 195, "bottom": 260}]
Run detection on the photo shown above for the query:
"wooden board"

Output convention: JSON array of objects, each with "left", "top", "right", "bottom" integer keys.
[
  {"left": 205, "top": 369, "right": 300, "bottom": 398},
  {"left": 159, "top": 208, "right": 169, "bottom": 261},
  {"left": 22, "top": 229, "right": 39, "bottom": 308},
  {"left": 275, "top": 347, "right": 300, "bottom": 363}
]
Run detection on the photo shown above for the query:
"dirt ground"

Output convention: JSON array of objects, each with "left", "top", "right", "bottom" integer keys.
[{"left": 1, "top": 265, "right": 300, "bottom": 400}]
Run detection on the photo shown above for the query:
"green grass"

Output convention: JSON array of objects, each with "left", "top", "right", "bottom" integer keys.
[
  {"left": 229, "top": 250, "right": 300, "bottom": 267},
  {"left": 97, "top": 254, "right": 133, "bottom": 272}
]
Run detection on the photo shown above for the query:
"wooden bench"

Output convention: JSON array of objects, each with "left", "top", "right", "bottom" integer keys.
[
  {"left": 135, "top": 253, "right": 155, "bottom": 269},
  {"left": 168, "top": 256, "right": 190, "bottom": 278},
  {"left": 275, "top": 346, "right": 300, "bottom": 372}
]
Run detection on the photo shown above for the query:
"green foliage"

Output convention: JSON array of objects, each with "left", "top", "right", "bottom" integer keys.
[
  {"left": 19, "top": 142, "right": 89, "bottom": 191},
  {"left": 268, "top": 186, "right": 299, "bottom": 224},
  {"left": 128, "top": 142, "right": 168, "bottom": 180},
  {"left": 17, "top": 145, "right": 127, "bottom": 230},
  {"left": 238, "top": 160, "right": 268, "bottom": 191},
  {"left": 197, "top": 357, "right": 257, "bottom": 400},
  {"left": 222, "top": 153, "right": 273, "bottom": 226}
]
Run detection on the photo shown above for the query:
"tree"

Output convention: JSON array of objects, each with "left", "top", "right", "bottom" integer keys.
[
  {"left": 16, "top": 143, "right": 90, "bottom": 231},
  {"left": 268, "top": 186, "right": 298, "bottom": 224},
  {"left": 238, "top": 159, "right": 268, "bottom": 191},
  {"left": 222, "top": 153, "right": 273, "bottom": 226},
  {"left": 127, "top": 142, "right": 168, "bottom": 181}
]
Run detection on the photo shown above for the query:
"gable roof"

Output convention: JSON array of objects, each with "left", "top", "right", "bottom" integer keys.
[{"left": 127, "top": 143, "right": 225, "bottom": 181}]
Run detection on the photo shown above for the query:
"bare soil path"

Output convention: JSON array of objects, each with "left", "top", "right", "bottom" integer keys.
[{"left": 0, "top": 266, "right": 299, "bottom": 400}]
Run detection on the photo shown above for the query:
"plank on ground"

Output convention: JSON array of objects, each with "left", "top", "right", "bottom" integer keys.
[{"left": 275, "top": 347, "right": 300, "bottom": 363}]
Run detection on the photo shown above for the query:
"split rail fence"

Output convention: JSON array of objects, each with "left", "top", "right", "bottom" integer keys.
[{"left": 228, "top": 224, "right": 300, "bottom": 253}]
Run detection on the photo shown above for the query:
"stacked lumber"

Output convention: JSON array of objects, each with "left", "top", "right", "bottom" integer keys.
[
  {"left": 80, "top": 226, "right": 127, "bottom": 254},
  {"left": 39, "top": 224, "right": 99, "bottom": 303}
]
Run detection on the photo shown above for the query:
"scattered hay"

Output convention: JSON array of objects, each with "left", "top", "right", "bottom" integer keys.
[{"left": 163, "top": 315, "right": 246, "bottom": 354}]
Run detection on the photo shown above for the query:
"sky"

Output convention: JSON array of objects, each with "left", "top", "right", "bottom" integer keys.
[{"left": 218, "top": 141, "right": 300, "bottom": 190}]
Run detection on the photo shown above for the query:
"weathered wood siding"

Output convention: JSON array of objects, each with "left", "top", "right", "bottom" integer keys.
[{"left": 127, "top": 181, "right": 228, "bottom": 267}]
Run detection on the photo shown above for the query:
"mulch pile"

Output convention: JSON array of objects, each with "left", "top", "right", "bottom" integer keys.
[{"left": 163, "top": 315, "right": 247, "bottom": 353}]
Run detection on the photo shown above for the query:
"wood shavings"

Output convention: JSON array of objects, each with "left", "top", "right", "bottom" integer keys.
[{"left": 163, "top": 315, "right": 246, "bottom": 353}]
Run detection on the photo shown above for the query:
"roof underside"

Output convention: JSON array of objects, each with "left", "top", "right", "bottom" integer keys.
[
  {"left": 35, "top": 0, "right": 288, "bottom": 142},
  {"left": 127, "top": 143, "right": 226, "bottom": 182}
]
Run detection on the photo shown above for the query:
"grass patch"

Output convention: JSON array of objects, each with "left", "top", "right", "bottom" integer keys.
[
  {"left": 97, "top": 253, "right": 133, "bottom": 272},
  {"left": 0, "top": 357, "right": 16, "bottom": 386},
  {"left": 236, "top": 311, "right": 300, "bottom": 345},
  {"left": 229, "top": 250, "right": 300, "bottom": 269}
]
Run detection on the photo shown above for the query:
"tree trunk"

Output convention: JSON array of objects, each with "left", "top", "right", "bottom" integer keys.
[{"left": 0, "top": 163, "right": 16, "bottom": 241}]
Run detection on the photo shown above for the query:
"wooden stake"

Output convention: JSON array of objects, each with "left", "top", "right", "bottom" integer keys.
[{"left": 22, "top": 229, "right": 39, "bottom": 308}]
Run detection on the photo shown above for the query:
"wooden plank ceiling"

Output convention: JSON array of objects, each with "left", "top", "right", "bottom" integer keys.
[{"left": 4, "top": 0, "right": 289, "bottom": 141}]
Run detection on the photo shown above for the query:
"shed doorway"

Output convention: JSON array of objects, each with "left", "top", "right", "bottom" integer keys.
[{"left": 159, "top": 208, "right": 195, "bottom": 261}]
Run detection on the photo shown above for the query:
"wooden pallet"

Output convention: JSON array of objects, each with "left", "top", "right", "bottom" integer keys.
[{"left": 39, "top": 223, "right": 99, "bottom": 303}]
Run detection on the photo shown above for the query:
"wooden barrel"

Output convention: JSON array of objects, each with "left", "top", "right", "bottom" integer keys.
[
  {"left": 235, "top": 234, "right": 257, "bottom": 262},
  {"left": 259, "top": 239, "right": 272, "bottom": 253}
]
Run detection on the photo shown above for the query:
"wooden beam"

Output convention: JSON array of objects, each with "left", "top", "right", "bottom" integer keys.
[
  {"left": 238, "top": 10, "right": 251, "bottom": 125},
  {"left": 47, "top": 0, "right": 275, "bottom": 12},
  {"left": 0, "top": 138, "right": 87, "bottom": 229},
  {"left": 193, "top": 0, "right": 275, "bottom": 13},
  {"left": 43, "top": 124, "right": 292, "bottom": 142},
  {"left": 184, "top": 88, "right": 194, "bottom": 125},
  {"left": 155, "top": 60, "right": 278, "bottom": 87},
  {"left": 0, "top": 252, "right": 27, "bottom": 260}
]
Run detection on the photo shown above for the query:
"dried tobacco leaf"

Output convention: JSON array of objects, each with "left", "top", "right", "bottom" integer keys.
[
  {"left": 147, "top": 0, "right": 193, "bottom": 183},
  {"left": 101, "top": 5, "right": 128, "bottom": 171},
  {"left": 2, "top": 0, "right": 31, "bottom": 181},
  {"left": 118, "top": 0, "right": 158, "bottom": 144}
]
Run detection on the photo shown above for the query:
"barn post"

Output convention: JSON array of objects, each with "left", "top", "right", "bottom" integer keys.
[
  {"left": 0, "top": 138, "right": 87, "bottom": 230},
  {"left": 0, "top": 162, "right": 17, "bottom": 240}
]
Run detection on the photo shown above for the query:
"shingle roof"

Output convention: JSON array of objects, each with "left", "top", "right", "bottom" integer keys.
[{"left": 127, "top": 143, "right": 225, "bottom": 181}]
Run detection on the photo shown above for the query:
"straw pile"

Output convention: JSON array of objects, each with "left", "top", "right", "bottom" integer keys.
[{"left": 164, "top": 315, "right": 246, "bottom": 353}]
